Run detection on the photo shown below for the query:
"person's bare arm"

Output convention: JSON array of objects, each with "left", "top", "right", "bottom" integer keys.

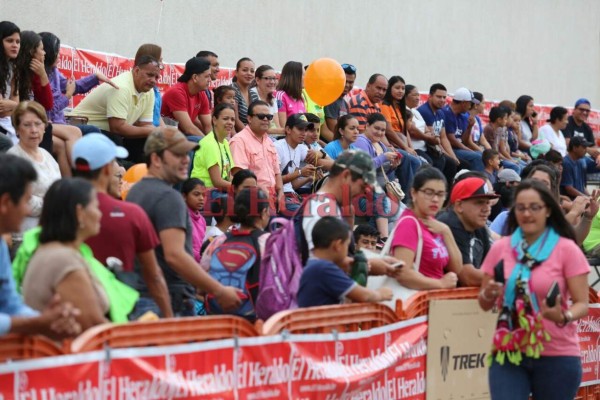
[
  {"left": 392, "top": 247, "right": 458, "bottom": 290},
  {"left": 346, "top": 285, "right": 393, "bottom": 303},
  {"left": 439, "top": 128, "right": 459, "bottom": 162},
  {"left": 137, "top": 249, "right": 174, "bottom": 318},
  {"left": 172, "top": 110, "right": 204, "bottom": 137},
  {"left": 456, "top": 264, "right": 484, "bottom": 287},
  {"left": 108, "top": 118, "right": 154, "bottom": 138},
  {"left": 197, "top": 114, "right": 212, "bottom": 135},
  {"left": 207, "top": 164, "right": 232, "bottom": 190},
  {"left": 321, "top": 120, "right": 335, "bottom": 142},
  {"left": 447, "top": 132, "right": 470, "bottom": 151}
]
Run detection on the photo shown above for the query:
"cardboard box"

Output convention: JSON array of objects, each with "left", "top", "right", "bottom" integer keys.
[{"left": 426, "top": 299, "right": 498, "bottom": 400}]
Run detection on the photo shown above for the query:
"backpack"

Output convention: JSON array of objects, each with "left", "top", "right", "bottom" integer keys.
[
  {"left": 255, "top": 197, "right": 312, "bottom": 320},
  {"left": 205, "top": 229, "right": 263, "bottom": 319}
]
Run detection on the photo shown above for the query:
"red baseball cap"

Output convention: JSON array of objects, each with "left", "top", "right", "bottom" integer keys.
[{"left": 450, "top": 177, "right": 500, "bottom": 204}]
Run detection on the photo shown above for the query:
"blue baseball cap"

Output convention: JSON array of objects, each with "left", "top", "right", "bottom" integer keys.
[
  {"left": 575, "top": 98, "right": 591, "bottom": 108},
  {"left": 72, "top": 133, "right": 128, "bottom": 171}
]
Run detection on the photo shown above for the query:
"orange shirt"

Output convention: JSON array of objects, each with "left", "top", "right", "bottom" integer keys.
[
  {"left": 380, "top": 102, "right": 405, "bottom": 133},
  {"left": 348, "top": 90, "right": 381, "bottom": 131}
]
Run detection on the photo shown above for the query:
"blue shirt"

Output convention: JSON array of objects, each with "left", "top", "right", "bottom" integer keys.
[
  {"left": 561, "top": 155, "right": 587, "bottom": 195},
  {"left": 490, "top": 210, "right": 509, "bottom": 235},
  {"left": 152, "top": 87, "right": 162, "bottom": 127},
  {"left": 323, "top": 140, "right": 356, "bottom": 160},
  {"left": 298, "top": 258, "right": 356, "bottom": 308},
  {"left": 416, "top": 102, "right": 445, "bottom": 137},
  {"left": 441, "top": 105, "right": 469, "bottom": 140},
  {"left": 0, "top": 240, "right": 38, "bottom": 335}
]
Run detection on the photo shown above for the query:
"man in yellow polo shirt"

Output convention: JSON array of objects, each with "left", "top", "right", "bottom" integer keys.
[{"left": 68, "top": 55, "right": 161, "bottom": 162}]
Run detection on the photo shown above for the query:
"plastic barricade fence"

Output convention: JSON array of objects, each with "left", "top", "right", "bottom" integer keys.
[
  {"left": 261, "top": 303, "right": 399, "bottom": 335},
  {"left": 70, "top": 315, "right": 258, "bottom": 353},
  {"left": 0, "top": 334, "right": 63, "bottom": 362},
  {"left": 399, "top": 287, "right": 480, "bottom": 320}
]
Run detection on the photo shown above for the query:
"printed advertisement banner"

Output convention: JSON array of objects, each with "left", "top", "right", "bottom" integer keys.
[
  {"left": 0, "top": 318, "right": 427, "bottom": 400},
  {"left": 579, "top": 304, "right": 600, "bottom": 387},
  {"left": 56, "top": 45, "right": 600, "bottom": 136}
]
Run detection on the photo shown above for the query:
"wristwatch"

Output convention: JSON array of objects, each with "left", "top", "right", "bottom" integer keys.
[
  {"left": 558, "top": 310, "right": 573, "bottom": 327},
  {"left": 298, "top": 168, "right": 303, "bottom": 177}
]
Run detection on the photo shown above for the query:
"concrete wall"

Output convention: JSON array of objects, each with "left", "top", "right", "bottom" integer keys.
[{"left": 3, "top": 0, "right": 600, "bottom": 107}]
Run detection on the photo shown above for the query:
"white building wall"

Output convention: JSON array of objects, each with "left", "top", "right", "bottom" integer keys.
[{"left": 3, "top": 0, "right": 600, "bottom": 107}]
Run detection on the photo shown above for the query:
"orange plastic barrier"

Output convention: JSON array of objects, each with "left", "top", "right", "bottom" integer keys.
[
  {"left": 261, "top": 303, "right": 398, "bottom": 335},
  {"left": 400, "top": 287, "right": 480, "bottom": 320},
  {"left": 70, "top": 315, "right": 258, "bottom": 353},
  {"left": 0, "top": 334, "right": 63, "bottom": 362}
]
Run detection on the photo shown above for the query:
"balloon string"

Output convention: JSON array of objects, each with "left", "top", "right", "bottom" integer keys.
[{"left": 155, "top": 0, "right": 165, "bottom": 42}]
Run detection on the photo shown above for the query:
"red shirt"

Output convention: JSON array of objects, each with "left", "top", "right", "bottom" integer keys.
[
  {"left": 161, "top": 81, "right": 209, "bottom": 123},
  {"left": 32, "top": 74, "right": 53, "bottom": 110},
  {"left": 85, "top": 192, "right": 159, "bottom": 272}
]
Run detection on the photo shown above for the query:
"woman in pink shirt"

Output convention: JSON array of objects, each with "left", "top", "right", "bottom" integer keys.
[
  {"left": 275, "top": 61, "right": 305, "bottom": 127},
  {"left": 390, "top": 167, "right": 462, "bottom": 289},
  {"left": 479, "top": 179, "right": 589, "bottom": 400},
  {"left": 181, "top": 178, "right": 207, "bottom": 263}
]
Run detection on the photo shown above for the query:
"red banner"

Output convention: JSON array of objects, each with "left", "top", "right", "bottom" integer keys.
[
  {"left": 579, "top": 304, "right": 600, "bottom": 387},
  {"left": 57, "top": 45, "right": 600, "bottom": 137},
  {"left": 0, "top": 318, "right": 427, "bottom": 399}
]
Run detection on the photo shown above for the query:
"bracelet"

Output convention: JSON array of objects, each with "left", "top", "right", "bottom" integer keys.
[
  {"left": 479, "top": 289, "right": 494, "bottom": 302},
  {"left": 556, "top": 310, "right": 574, "bottom": 328}
]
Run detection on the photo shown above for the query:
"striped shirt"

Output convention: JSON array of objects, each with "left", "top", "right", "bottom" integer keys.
[{"left": 348, "top": 90, "right": 381, "bottom": 131}]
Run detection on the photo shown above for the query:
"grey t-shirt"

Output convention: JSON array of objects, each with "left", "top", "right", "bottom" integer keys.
[
  {"left": 127, "top": 177, "right": 195, "bottom": 301},
  {"left": 324, "top": 97, "right": 348, "bottom": 120}
]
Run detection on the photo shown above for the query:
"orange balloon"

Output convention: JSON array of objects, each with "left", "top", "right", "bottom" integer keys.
[
  {"left": 304, "top": 58, "right": 345, "bottom": 107},
  {"left": 121, "top": 163, "right": 147, "bottom": 199}
]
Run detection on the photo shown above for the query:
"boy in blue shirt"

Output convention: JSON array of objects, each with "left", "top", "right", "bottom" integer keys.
[{"left": 298, "top": 217, "right": 392, "bottom": 307}]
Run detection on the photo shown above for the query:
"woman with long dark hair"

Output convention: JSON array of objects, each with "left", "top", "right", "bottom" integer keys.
[
  {"left": 39, "top": 32, "right": 115, "bottom": 132},
  {"left": 479, "top": 179, "right": 588, "bottom": 400},
  {"left": 0, "top": 21, "right": 20, "bottom": 148},
  {"left": 16, "top": 30, "right": 80, "bottom": 176},
  {"left": 515, "top": 95, "right": 538, "bottom": 150},
  {"left": 275, "top": 61, "right": 305, "bottom": 127},
  {"left": 232, "top": 57, "right": 255, "bottom": 131}
]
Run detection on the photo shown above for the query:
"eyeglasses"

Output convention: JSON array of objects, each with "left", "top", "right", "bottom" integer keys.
[
  {"left": 418, "top": 189, "right": 447, "bottom": 200},
  {"left": 514, "top": 204, "right": 546, "bottom": 214},
  {"left": 158, "top": 62, "right": 165, "bottom": 71},
  {"left": 341, "top": 63, "right": 356, "bottom": 74},
  {"left": 261, "top": 77, "right": 277, "bottom": 82},
  {"left": 576, "top": 108, "right": 591, "bottom": 113},
  {"left": 251, "top": 113, "right": 274, "bottom": 121}
]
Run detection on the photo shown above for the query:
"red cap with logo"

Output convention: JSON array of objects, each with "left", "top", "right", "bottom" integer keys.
[{"left": 450, "top": 177, "right": 500, "bottom": 204}]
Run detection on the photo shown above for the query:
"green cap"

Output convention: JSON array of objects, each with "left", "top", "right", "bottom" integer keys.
[{"left": 335, "top": 150, "right": 377, "bottom": 186}]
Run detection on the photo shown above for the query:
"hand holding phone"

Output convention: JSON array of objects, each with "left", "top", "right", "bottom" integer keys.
[
  {"left": 494, "top": 260, "right": 505, "bottom": 284},
  {"left": 546, "top": 281, "right": 560, "bottom": 308}
]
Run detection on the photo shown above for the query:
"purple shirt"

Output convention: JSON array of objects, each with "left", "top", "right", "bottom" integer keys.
[{"left": 47, "top": 68, "right": 99, "bottom": 124}]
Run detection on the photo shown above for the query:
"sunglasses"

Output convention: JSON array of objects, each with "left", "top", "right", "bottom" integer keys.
[
  {"left": 252, "top": 113, "right": 274, "bottom": 121},
  {"left": 341, "top": 63, "right": 356, "bottom": 74}
]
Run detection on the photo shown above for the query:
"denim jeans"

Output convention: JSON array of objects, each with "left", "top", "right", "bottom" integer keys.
[
  {"left": 489, "top": 355, "right": 582, "bottom": 400},
  {"left": 128, "top": 297, "right": 162, "bottom": 321},
  {"left": 395, "top": 150, "right": 422, "bottom": 200},
  {"left": 454, "top": 149, "right": 484, "bottom": 171},
  {"left": 501, "top": 159, "right": 522, "bottom": 174}
]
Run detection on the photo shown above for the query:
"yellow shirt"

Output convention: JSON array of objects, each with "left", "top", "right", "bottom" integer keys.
[{"left": 68, "top": 71, "right": 154, "bottom": 131}]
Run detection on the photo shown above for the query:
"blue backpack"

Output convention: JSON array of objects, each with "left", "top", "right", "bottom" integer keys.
[{"left": 206, "top": 229, "right": 263, "bottom": 319}]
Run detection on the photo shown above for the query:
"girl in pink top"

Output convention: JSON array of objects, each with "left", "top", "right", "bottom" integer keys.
[
  {"left": 275, "top": 61, "right": 306, "bottom": 127},
  {"left": 182, "top": 178, "right": 207, "bottom": 263},
  {"left": 479, "top": 179, "right": 589, "bottom": 400},
  {"left": 390, "top": 167, "right": 462, "bottom": 289}
]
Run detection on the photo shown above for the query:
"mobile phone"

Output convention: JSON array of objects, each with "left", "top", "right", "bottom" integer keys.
[
  {"left": 531, "top": 111, "right": 538, "bottom": 118},
  {"left": 391, "top": 261, "right": 404, "bottom": 270},
  {"left": 546, "top": 281, "right": 560, "bottom": 307},
  {"left": 494, "top": 260, "right": 505, "bottom": 284}
]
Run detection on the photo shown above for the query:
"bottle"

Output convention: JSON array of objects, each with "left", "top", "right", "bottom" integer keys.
[{"left": 351, "top": 250, "right": 368, "bottom": 287}]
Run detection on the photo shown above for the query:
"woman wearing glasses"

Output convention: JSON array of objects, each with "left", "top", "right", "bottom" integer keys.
[
  {"left": 479, "top": 179, "right": 589, "bottom": 400},
  {"left": 250, "top": 65, "right": 284, "bottom": 137},
  {"left": 191, "top": 103, "right": 235, "bottom": 192},
  {"left": 389, "top": 166, "right": 461, "bottom": 290}
]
